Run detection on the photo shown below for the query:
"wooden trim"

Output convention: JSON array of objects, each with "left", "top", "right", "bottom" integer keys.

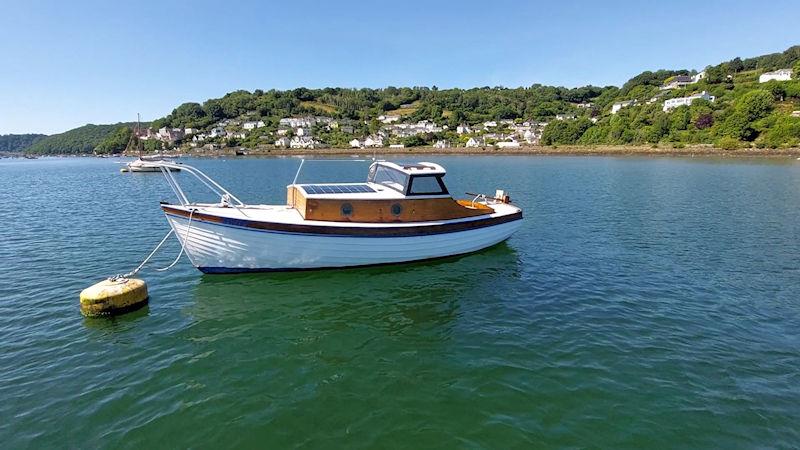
[{"left": 162, "top": 205, "right": 522, "bottom": 237}]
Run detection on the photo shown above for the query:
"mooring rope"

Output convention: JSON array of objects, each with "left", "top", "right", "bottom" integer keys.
[
  {"left": 113, "top": 209, "right": 195, "bottom": 280},
  {"left": 155, "top": 209, "right": 194, "bottom": 272}
]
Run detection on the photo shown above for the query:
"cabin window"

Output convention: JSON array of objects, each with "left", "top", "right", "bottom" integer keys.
[
  {"left": 391, "top": 203, "right": 403, "bottom": 216},
  {"left": 407, "top": 175, "right": 448, "bottom": 196},
  {"left": 369, "top": 165, "right": 408, "bottom": 192},
  {"left": 341, "top": 203, "right": 353, "bottom": 217}
]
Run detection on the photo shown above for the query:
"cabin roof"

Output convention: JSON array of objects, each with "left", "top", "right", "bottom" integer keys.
[{"left": 377, "top": 161, "right": 446, "bottom": 176}]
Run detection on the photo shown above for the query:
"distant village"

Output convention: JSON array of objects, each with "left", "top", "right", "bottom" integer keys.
[
  {"left": 133, "top": 67, "right": 796, "bottom": 152},
  {"left": 134, "top": 114, "right": 551, "bottom": 152}
]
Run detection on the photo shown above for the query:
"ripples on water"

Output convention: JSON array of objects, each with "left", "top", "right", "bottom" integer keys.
[{"left": 1, "top": 156, "right": 799, "bottom": 448}]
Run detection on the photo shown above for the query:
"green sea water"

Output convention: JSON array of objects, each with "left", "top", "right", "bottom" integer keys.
[{"left": 1, "top": 156, "right": 800, "bottom": 448}]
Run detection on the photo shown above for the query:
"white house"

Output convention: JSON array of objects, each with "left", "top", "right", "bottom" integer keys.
[
  {"left": 555, "top": 114, "right": 576, "bottom": 121},
  {"left": 465, "top": 137, "right": 485, "bottom": 148},
  {"left": 378, "top": 115, "right": 401, "bottom": 124},
  {"left": 209, "top": 127, "right": 226, "bottom": 138},
  {"left": 184, "top": 127, "right": 197, "bottom": 135},
  {"left": 290, "top": 136, "right": 320, "bottom": 149},
  {"left": 274, "top": 137, "right": 290, "bottom": 148},
  {"left": 759, "top": 69, "right": 793, "bottom": 83},
  {"left": 456, "top": 124, "right": 472, "bottom": 134},
  {"left": 349, "top": 138, "right": 361, "bottom": 148},
  {"left": 388, "top": 144, "right": 405, "bottom": 149},
  {"left": 523, "top": 129, "right": 539, "bottom": 144},
  {"left": 433, "top": 140, "right": 448, "bottom": 149},
  {"left": 661, "top": 75, "right": 695, "bottom": 90},
  {"left": 483, "top": 121, "right": 497, "bottom": 129},
  {"left": 611, "top": 100, "right": 636, "bottom": 114},
  {"left": 576, "top": 102, "right": 593, "bottom": 109},
  {"left": 691, "top": 71, "right": 706, "bottom": 83},
  {"left": 663, "top": 91, "right": 715, "bottom": 112},
  {"left": 242, "top": 120, "right": 266, "bottom": 130},
  {"left": 364, "top": 135, "right": 384, "bottom": 147},
  {"left": 496, "top": 140, "right": 520, "bottom": 148},
  {"left": 157, "top": 127, "right": 185, "bottom": 142}
]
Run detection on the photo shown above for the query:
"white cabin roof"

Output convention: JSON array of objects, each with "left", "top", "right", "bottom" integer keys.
[{"left": 376, "top": 161, "right": 446, "bottom": 176}]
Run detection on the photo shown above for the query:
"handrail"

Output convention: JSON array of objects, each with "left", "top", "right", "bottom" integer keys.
[{"left": 141, "top": 161, "right": 246, "bottom": 208}]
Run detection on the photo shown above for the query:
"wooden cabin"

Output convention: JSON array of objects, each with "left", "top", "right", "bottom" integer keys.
[{"left": 286, "top": 161, "right": 494, "bottom": 223}]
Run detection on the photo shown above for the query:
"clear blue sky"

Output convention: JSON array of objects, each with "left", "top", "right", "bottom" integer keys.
[{"left": 1, "top": 0, "right": 797, "bottom": 135}]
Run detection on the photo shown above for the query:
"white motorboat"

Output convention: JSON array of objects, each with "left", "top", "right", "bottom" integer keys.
[{"left": 151, "top": 160, "right": 523, "bottom": 273}]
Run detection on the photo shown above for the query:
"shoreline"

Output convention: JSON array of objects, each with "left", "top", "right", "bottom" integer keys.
[
  {"left": 11, "top": 145, "right": 800, "bottom": 159},
  {"left": 153, "top": 145, "right": 800, "bottom": 159}
]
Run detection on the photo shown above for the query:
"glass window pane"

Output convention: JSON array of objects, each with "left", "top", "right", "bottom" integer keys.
[{"left": 409, "top": 176, "right": 444, "bottom": 195}]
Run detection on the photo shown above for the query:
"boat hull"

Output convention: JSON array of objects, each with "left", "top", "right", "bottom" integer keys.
[{"left": 164, "top": 212, "right": 522, "bottom": 273}]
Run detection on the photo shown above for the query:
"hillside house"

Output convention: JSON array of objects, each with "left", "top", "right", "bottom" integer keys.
[
  {"left": 456, "top": 124, "right": 472, "bottom": 134},
  {"left": 576, "top": 102, "right": 593, "bottom": 108},
  {"left": 465, "top": 137, "right": 485, "bottom": 148},
  {"left": 209, "top": 127, "right": 226, "bottom": 138},
  {"left": 691, "top": 71, "right": 706, "bottom": 83},
  {"left": 433, "top": 140, "right": 449, "bottom": 149},
  {"left": 157, "top": 127, "right": 185, "bottom": 142},
  {"left": 759, "top": 69, "right": 793, "bottom": 83},
  {"left": 663, "top": 91, "right": 715, "bottom": 112},
  {"left": 290, "top": 136, "right": 320, "bottom": 149},
  {"left": 555, "top": 114, "right": 576, "bottom": 121},
  {"left": 349, "top": 138, "right": 362, "bottom": 148},
  {"left": 523, "top": 129, "right": 539, "bottom": 144},
  {"left": 274, "top": 137, "right": 290, "bottom": 148},
  {"left": 661, "top": 75, "right": 694, "bottom": 90},
  {"left": 364, "top": 135, "right": 384, "bottom": 147},
  {"left": 242, "top": 121, "right": 265, "bottom": 130},
  {"left": 611, "top": 100, "right": 636, "bottom": 114},
  {"left": 378, "top": 115, "right": 401, "bottom": 124}
]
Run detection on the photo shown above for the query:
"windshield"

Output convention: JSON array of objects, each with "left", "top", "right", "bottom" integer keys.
[
  {"left": 408, "top": 175, "right": 447, "bottom": 195},
  {"left": 368, "top": 164, "right": 408, "bottom": 192}
]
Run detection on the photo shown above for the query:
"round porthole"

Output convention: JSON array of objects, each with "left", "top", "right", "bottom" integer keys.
[
  {"left": 341, "top": 203, "right": 353, "bottom": 217},
  {"left": 391, "top": 203, "right": 403, "bottom": 216}
]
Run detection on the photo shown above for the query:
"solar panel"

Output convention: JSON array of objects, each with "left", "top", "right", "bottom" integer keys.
[{"left": 302, "top": 184, "right": 376, "bottom": 195}]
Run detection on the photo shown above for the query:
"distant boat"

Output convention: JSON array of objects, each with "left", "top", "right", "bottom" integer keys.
[
  {"left": 119, "top": 115, "right": 179, "bottom": 173},
  {"left": 23, "top": 154, "right": 38, "bottom": 159},
  {"left": 150, "top": 160, "right": 523, "bottom": 273}
]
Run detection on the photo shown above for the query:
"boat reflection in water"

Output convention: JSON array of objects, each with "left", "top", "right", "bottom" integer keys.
[{"left": 188, "top": 242, "right": 520, "bottom": 328}]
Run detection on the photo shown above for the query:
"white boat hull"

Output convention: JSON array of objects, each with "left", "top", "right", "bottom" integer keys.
[{"left": 165, "top": 213, "right": 522, "bottom": 273}]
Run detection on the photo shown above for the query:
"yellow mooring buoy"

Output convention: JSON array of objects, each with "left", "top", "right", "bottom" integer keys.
[{"left": 79, "top": 278, "right": 148, "bottom": 317}]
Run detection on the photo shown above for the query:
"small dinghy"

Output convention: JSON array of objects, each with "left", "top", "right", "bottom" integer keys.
[{"left": 149, "top": 160, "right": 523, "bottom": 273}]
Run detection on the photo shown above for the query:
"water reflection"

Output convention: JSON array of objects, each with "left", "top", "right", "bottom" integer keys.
[{"left": 188, "top": 243, "right": 520, "bottom": 334}]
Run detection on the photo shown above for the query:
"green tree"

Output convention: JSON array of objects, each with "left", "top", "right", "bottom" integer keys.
[{"left": 94, "top": 126, "right": 132, "bottom": 154}]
